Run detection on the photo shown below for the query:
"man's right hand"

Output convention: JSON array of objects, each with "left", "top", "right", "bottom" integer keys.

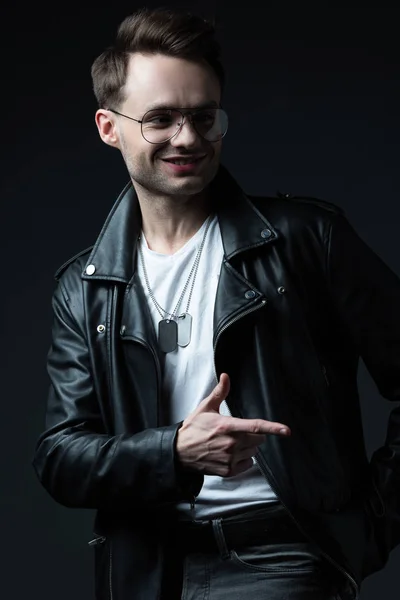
[{"left": 175, "top": 373, "right": 291, "bottom": 477}]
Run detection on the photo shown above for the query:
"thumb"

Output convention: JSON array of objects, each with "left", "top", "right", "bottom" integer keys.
[{"left": 199, "top": 373, "right": 230, "bottom": 413}]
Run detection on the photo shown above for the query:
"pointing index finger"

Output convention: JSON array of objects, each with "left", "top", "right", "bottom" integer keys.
[{"left": 224, "top": 416, "right": 291, "bottom": 436}]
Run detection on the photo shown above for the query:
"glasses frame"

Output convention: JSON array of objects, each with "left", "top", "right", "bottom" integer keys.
[{"left": 107, "top": 106, "right": 228, "bottom": 144}]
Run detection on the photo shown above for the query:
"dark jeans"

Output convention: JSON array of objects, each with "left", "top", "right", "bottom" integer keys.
[
  {"left": 178, "top": 541, "right": 342, "bottom": 599},
  {"left": 163, "top": 505, "right": 344, "bottom": 599}
]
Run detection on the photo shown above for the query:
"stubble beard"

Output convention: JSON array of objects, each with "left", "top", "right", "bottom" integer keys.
[{"left": 121, "top": 146, "right": 220, "bottom": 198}]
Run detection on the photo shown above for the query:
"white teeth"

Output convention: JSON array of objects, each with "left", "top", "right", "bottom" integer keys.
[{"left": 168, "top": 158, "right": 199, "bottom": 165}]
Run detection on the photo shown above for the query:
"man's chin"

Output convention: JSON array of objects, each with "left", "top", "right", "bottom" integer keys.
[
  {"left": 171, "top": 179, "right": 208, "bottom": 195},
  {"left": 160, "top": 172, "right": 217, "bottom": 196}
]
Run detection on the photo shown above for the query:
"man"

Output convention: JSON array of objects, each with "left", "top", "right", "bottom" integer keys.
[{"left": 33, "top": 6, "right": 400, "bottom": 600}]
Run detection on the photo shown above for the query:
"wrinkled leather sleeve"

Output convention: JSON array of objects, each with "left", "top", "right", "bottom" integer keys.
[
  {"left": 32, "top": 278, "right": 203, "bottom": 510},
  {"left": 328, "top": 213, "right": 400, "bottom": 556}
]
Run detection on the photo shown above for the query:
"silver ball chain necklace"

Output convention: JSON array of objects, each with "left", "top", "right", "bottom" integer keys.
[{"left": 138, "top": 215, "right": 213, "bottom": 353}]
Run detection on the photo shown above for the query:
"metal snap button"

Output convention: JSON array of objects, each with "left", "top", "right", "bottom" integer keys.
[
  {"left": 261, "top": 228, "right": 272, "bottom": 239},
  {"left": 97, "top": 324, "right": 105, "bottom": 333},
  {"left": 245, "top": 290, "right": 256, "bottom": 299},
  {"left": 86, "top": 264, "right": 96, "bottom": 275},
  {"left": 277, "top": 286, "right": 286, "bottom": 294}
]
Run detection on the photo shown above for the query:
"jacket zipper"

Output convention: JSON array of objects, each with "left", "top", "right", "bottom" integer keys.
[
  {"left": 109, "top": 543, "right": 113, "bottom": 600},
  {"left": 212, "top": 298, "right": 267, "bottom": 385},
  {"left": 211, "top": 298, "right": 359, "bottom": 599},
  {"left": 141, "top": 340, "right": 162, "bottom": 413},
  {"left": 88, "top": 536, "right": 106, "bottom": 546},
  {"left": 88, "top": 536, "right": 114, "bottom": 600}
]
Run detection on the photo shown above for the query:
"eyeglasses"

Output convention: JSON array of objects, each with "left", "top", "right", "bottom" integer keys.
[{"left": 107, "top": 107, "right": 228, "bottom": 144}]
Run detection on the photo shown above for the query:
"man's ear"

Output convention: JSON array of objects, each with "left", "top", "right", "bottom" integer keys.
[{"left": 95, "top": 109, "right": 121, "bottom": 149}]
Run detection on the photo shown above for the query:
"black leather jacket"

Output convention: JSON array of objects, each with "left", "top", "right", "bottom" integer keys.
[{"left": 33, "top": 166, "right": 400, "bottom": 600}]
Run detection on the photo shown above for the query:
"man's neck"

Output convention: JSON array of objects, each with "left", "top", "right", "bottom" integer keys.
[{"left": 137, "top": 188, "right": 211, "bottom": 255}]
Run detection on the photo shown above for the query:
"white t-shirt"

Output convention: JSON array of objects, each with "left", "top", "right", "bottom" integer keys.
[{"left": 137, "top": 215, "right": 277, "bottom": 519}]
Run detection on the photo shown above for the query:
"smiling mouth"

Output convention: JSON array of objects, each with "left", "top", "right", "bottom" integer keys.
[{"left": 161, "top": 156, "right": 205, "bottom": 165}]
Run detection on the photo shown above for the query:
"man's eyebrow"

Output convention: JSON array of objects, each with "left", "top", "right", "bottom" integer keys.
[{"left": 144, "top": 100, "right": 220, "bottom": 111}]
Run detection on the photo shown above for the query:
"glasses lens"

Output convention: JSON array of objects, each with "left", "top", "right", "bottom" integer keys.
[
  {"left": 141, "top": 108, "right": 228, "bottom": 143},
  {"left": 192, "top": 108, "right": 228, "bottom": 141},
  {"left": 141, "top": 109, "right": 181, "bottom": 144}
]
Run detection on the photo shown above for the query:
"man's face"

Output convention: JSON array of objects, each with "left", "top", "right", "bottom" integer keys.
[{"left": 103, "top": 53, "right": 223, "bottom": 198}]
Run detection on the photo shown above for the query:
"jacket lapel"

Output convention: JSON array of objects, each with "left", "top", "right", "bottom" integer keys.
[
  {"left": 210, "top": 168, "right": 279, "bottom": 340},
  {"left": 81, "top": 182, "right": 141, "bottom": 283}
]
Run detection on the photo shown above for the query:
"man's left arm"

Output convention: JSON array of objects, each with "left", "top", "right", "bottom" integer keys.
[{"left": 327, "top": 212, "right": 400, "bottom": 558}]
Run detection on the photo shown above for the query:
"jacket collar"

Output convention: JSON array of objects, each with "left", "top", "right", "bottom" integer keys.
[{"left": 81, "top": 165, "right": 279, "bottom": 283}]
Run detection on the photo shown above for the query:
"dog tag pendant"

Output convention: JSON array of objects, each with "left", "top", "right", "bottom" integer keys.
[
  {"left": 177, "top": 313, "right": 192, "bottom": 347},
  {"left": 158, "top": 319, "right": 178, "bottom": 353}
]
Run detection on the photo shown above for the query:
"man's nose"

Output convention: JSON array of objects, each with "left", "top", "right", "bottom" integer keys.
[{"left": 170, "top": 115, "right": 199, "bottom": 146}]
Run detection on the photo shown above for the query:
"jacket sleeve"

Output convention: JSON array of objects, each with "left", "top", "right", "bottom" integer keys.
[
  {"left": 327, "top": 213, "right": 400, "bottom": 556},
  {"left": 32, "top": 274, "right": 202, "bottom": 510}
]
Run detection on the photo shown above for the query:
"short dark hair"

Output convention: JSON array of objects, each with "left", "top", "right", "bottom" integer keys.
[{"left": 91, "top": 7, "right": 225, "bottom": 109}]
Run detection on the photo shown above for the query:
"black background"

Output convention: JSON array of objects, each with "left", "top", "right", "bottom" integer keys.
[{"left": 3, "top": 1, "right": 400, "bottom": 598}]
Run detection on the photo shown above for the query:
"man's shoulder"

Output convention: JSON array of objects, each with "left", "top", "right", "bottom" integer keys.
[
  {"left": 249, "top": 191, "right": 345, "bottom": 220},
  {"left": 54, "top": 246, "right": 94, "bottom": 283}
]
